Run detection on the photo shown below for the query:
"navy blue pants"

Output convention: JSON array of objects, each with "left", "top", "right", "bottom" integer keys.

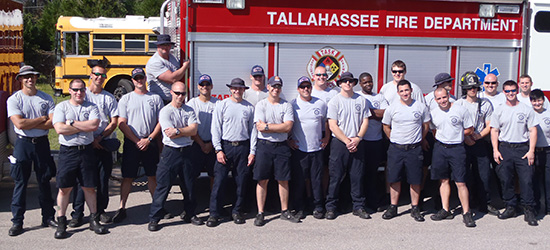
[
  {"left": 71, "top": 148, "right": 113, "bottom": 218},
  {"left": 465, "top": 139, "right": 493, "bottom": 206},
  {"left": 495, "top": 143, "right": 535, "bottom": 207},
  {"left": 291, "top": 149, "right": 324, "bottom": 212},
  {"left": 209, "top": 140, "right": 251, "bottom": 217},
  {"left": 325, "top": 139, "right": 366, "bottom": 211},
  {"left": 10, "top": 136, "right": 56, "bottom": 225},
  {"left": 534, "top": 147, "right": 550, "bottom": 213},
  {"left": 363, "top": 139, "right": 383, "bottom": 210},
  {"left": 149, "top": 145, "right": 199, "bottom": 221}
]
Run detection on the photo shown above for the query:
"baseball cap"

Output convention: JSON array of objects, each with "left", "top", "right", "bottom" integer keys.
[
  {"left": 16, "top": 65, "right": 40, "bottom": 80},
  {"left": 297, "top": 76, "right": 311, "bottom": 87},
  {"left": 251, "top": 65, "right": 265, "bottom": 76},
  {"left": 198, "top": 74, "right": 212, "bottom": 86},
  {"left": 267, "top": 76, "right": 283, "bottom": 86},
  {"left": 132, "top": 67, "right": 146, "bottom": 79},
  {"left": 433, "top": 73, "right": 454, "bottom": 87},
  {"left": 226, "top": 78, "right": 249, "bottom": 89}
]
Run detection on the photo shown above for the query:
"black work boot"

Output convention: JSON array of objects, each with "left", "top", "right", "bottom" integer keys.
[
  {"left": 54, "top": 216, "right": 68, "bottom": 239},
  {"left": 89, "top": 213, "right": 108, "bottom": 235},
  {"left": 524, "top": 206, "right": 538, "bottom": 226}
]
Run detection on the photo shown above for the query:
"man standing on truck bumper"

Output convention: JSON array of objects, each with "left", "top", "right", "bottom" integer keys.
[{"left": 146, "top": 34, "right": 189, "bottom": 104}]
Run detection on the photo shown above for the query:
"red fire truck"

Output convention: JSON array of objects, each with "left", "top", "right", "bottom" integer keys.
[{"left": 158, "top": 0, "right": 549, "bottom": 100}]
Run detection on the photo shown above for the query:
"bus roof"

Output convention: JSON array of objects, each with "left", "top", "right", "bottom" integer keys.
[{"left": 56, "top": 15, "right": 165, "bottom": 33}]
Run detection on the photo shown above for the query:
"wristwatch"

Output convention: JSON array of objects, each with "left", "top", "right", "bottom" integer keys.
[
  {"left": 148, "top": 137, "right": 153, "bottom": 141},
  {"left": 215, "top": 150, "right": 222, "bottom": 154},
  {"left": 175, "top": 128, "right": 181, "bottom": 135},
  {"left": 264, "top": 123, "right": 269, "bottom": 131},
  {"left": 66, "top": 119, "right": 74, "bottom": 126}
]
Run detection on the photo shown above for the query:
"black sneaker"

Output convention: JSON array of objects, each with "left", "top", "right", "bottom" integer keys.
[
  {"left": 410, "top": 206, "right": 424, "bottom": 222},
  {"left": 254, "top": 213, "right": 265, "bottom": 227},
  {"left": 463, "top": 211, "right": 476, "bottom": 227},
  {"left": 313, "top": 210, "right": 324, "bottom": 219},
  {"left": 524, "top": 206, "right": 538, "bottom": 226},
  {"left": 8, "top": 224, "right": 23, "bottom": 236},
  {"left": 206, "top": 216, "right": 220, "bottom": 227},
  {"left": 183, "top": 215, "right": 204, "bottom": 226},
  {"left": 353, "top": 208, "right": 372, "bottom": 219},
  {"left": 68, "top": 216, "right": 84, "bottom": 228},
  {"left": 41, "top": 218, "right": 58, "bottom": 228},
  {"left": 498, "top": 206, "right": 516, "bottom": 220},
  {"left": 280, "top": 210, "right": 301, "bottom": 223},
  {"left": 99, "top": 213, "right": 112, "bottom": 223},
  {"left": 487, "top": 204, "right": 499, "bottom": 216},
  {"left": 430, "top": 209, "right": 453, "bottom": 221},
  {"left": 294, "top": 210, "right": 306, "bottom": 220},
  {"left": 112, "top": 208, "right": 127, "bottom": 223},
  {"left": 382, "top": 205, "right": 398, "bottom": 220},
  {"left": 148, "top": 220, "right": 160, "bottom": 232},
  {"left": 232, "top": 213, "right": 245, "bottom": 224},
  {"left": 325, "top": 210, "right": 337, "bottom": 220}
]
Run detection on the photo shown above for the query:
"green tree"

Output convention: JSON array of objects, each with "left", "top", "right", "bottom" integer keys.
[{"left": 134, "top": 0, "right": 165, "bottom": 17}]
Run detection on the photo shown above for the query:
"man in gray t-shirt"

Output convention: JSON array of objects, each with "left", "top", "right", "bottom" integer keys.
[
  {"left": 7, "top": 65, "right": 57, "bottom": 236},
  {"left": 148, "top": 81, "right": 202, "bottom": 231},
  {"left": 325, "top": 72, "right": 371, "bottom": 220},
  {"left": 146, "top": 34, "right": 189, "bottom": 103},
  {"left": 52, "top": 79, "right": 106, "bottom": 238},
  {"left": 490, "top": 80, "right": 539, "bottom": 226},
  {"left": 112, "top": 67, "right": 164, "bottom": 224}
]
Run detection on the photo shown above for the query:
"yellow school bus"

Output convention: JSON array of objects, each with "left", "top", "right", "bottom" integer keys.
[{"left": 54, "top": 15, "right": 163, "bottom": 100}]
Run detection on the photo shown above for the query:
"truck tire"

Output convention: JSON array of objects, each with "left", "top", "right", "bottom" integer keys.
[{"left": 113, "top": 79, "right": 134, "bottom": 101}]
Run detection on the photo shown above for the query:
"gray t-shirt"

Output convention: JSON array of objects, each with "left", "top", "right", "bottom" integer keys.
[
  {"left": 327, "top": 93, "right": 371, "bottom": 138},
  {"left": 187, "top": 97, "right": 219, "bottom": 142},
  {"left": 357, "top": 91, "right": 389, "bottom": 141},
  {"left": 7, "top": 90, "right": 55, "bottom": 137},
  {"left": 53, "top": 100, "right": 100, "bottom": 146},
  {"left": 159, "top": 104, "right": 198, "bottom": 148},
  {"left": 518, "top": 94, "right": 550, "bottom": 109},
  {"left": 491, "top": 102, "right": 538, "bottom": 143},
  {"left": 380, "top": 81, "right": 425, "bottom": 105},
  {"left": 455, "top": 98, "right": 493, "bottom": 134},
  {"left": 430, "top": 104, "right": 474, "bottom": 144},
  {"left": 118, "top": 92, "right": 164, "bottom": 138},
  {"left": 146, "top": 52, "right": 180, "bottom": 101},
  {"left": 534, "top": 109, "right": 550, "bottom": 147},
  {"left": 291, "top": 96, "right": 327, "bottom": 152},
  {"left": 254, "top": 98, "right": 294, "bottom": 142},
  {"left": 211, "top": 98, "right": 256, "bottom": 154},
  {"left": 424, "top": 91, "right": 457, "bottom": 110},
  {"left": 243, "top": 88, "right": 268, "bottom": 106},
  {"left": 480, "top": 91, "right": 506, "bottom": 109},
  {"left": 85, "top": 88, "right": 118, "bottom": 138},
  {"left": 382, "top": 100, "right": 430, "bottom": 144},
  {"left": 311, "top": 87, "right": 339, "bottom": 105}
]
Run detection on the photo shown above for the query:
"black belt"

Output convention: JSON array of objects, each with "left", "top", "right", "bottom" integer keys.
[
  {"left": 436, "top": 141, "right": 464, "bottom": 148},
  {"left": 258, "top": 139, "right": 286, "bottom": 146},
  {"left": 500, "top": 141, "right": 528, "bottom": 148},
  {"left": 165, "top": 145, "right": 190, "bottom": 152},
  {"left": 61, "top": 144, "right": 92, "bottom": 151},
  {"left": 17, "top": 135, "right": 48, "bottom": 144},
  {"left": 222, "top": 140, "right": 249, "bottom": 146},
  {"left": 535, "top": 147, "right": 549, "bottom": 152},
  {"left": 391, "top": 142, "right": 420, "bottom": 150}
]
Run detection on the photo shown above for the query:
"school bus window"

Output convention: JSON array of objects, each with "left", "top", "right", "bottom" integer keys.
[
  {"left": 78, "top": 33, "right": 89, "bottom": 55},
  {"left": 55, "top": 31, "right": 61, "bottom": 66},
  {"left": 535, "top": 11, "right": 550, "bottom": 32},
  {"left": 125, "top": 34, "right": 145, "bottom": 52},
  {"left": 93, "top": 34, "right": 122, "bottom": 52},
  {"left": 64, "top": 32, "right": 77, "bottom": 55},
  {"left": 149, "top": 35, "right": 157, "bottom": 52}
]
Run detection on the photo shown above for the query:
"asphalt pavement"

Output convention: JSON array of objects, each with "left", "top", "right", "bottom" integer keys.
[{"left": 1, "top": 164, "right": 549, "bottom": 249}]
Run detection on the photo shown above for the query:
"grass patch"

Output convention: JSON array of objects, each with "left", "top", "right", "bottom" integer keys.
[{"left": 36, "top": 83, "right": 124, "bottom": 152}]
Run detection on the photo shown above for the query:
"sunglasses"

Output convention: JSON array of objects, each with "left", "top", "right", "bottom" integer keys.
[
  {"left": 92, "top": 72, "right": 107, "bottom": 78},
  {"left": 298, "top": 85, "right": 312, "bottom": 89},
  {"left": 70, "top": 87, "right": 86, "bottom": 92},
  {"left": 503, "top": 89, "right": 517, "bottom": 93},
  {"left": 133, "top": 76, "right": 145, "bottom": 80},
  {"left": 315, "top": 73, "right": 328, "bottom": 77},
  {"left": 172, "top": 91, "right": 186, "bottom": 96},
  {"left": 362, "top": 81, "right": 373, "bottom": 83},
  {"left": 484, "top": 81, "right": 497, "bottom": 85},
  {"left": 392, "top": 70, "right": 405, "bottom": 74},
  {"left": 20, "top": 74, "right": 36, "bottom": 79}
]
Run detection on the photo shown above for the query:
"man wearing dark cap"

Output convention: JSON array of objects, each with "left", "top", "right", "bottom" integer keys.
[
  {"left": 253, "top": 76, "right": 300, "bottom": 226},
  {"left": 289, "top": 76, "right": 329, "bottom": 219},
  {"left": 112, "top": 67, "right": 164, "bottom": 223},
  {"left": 146, "top": 34, "right": 189, "bottom": 103},
  {"left": 244, "top": 65, "right": 268, "bottom": 106},
  {"left": 324, "top": 72, "right": 371, "bottom": 220},
  {"left": 187, "top": 74, "right": 219, "bottom": 188},
  {"left": 206, "top": 78, "right": 256, "bottom": 227},
  {"left": 455, "top": 71, "right": 498, "bottom": 215},
  {"left": 7, "top": 65, "right": 57, "bottom": 236},
  {"left": 424, "top": 73, "right": 457, "bottom": 110}
]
